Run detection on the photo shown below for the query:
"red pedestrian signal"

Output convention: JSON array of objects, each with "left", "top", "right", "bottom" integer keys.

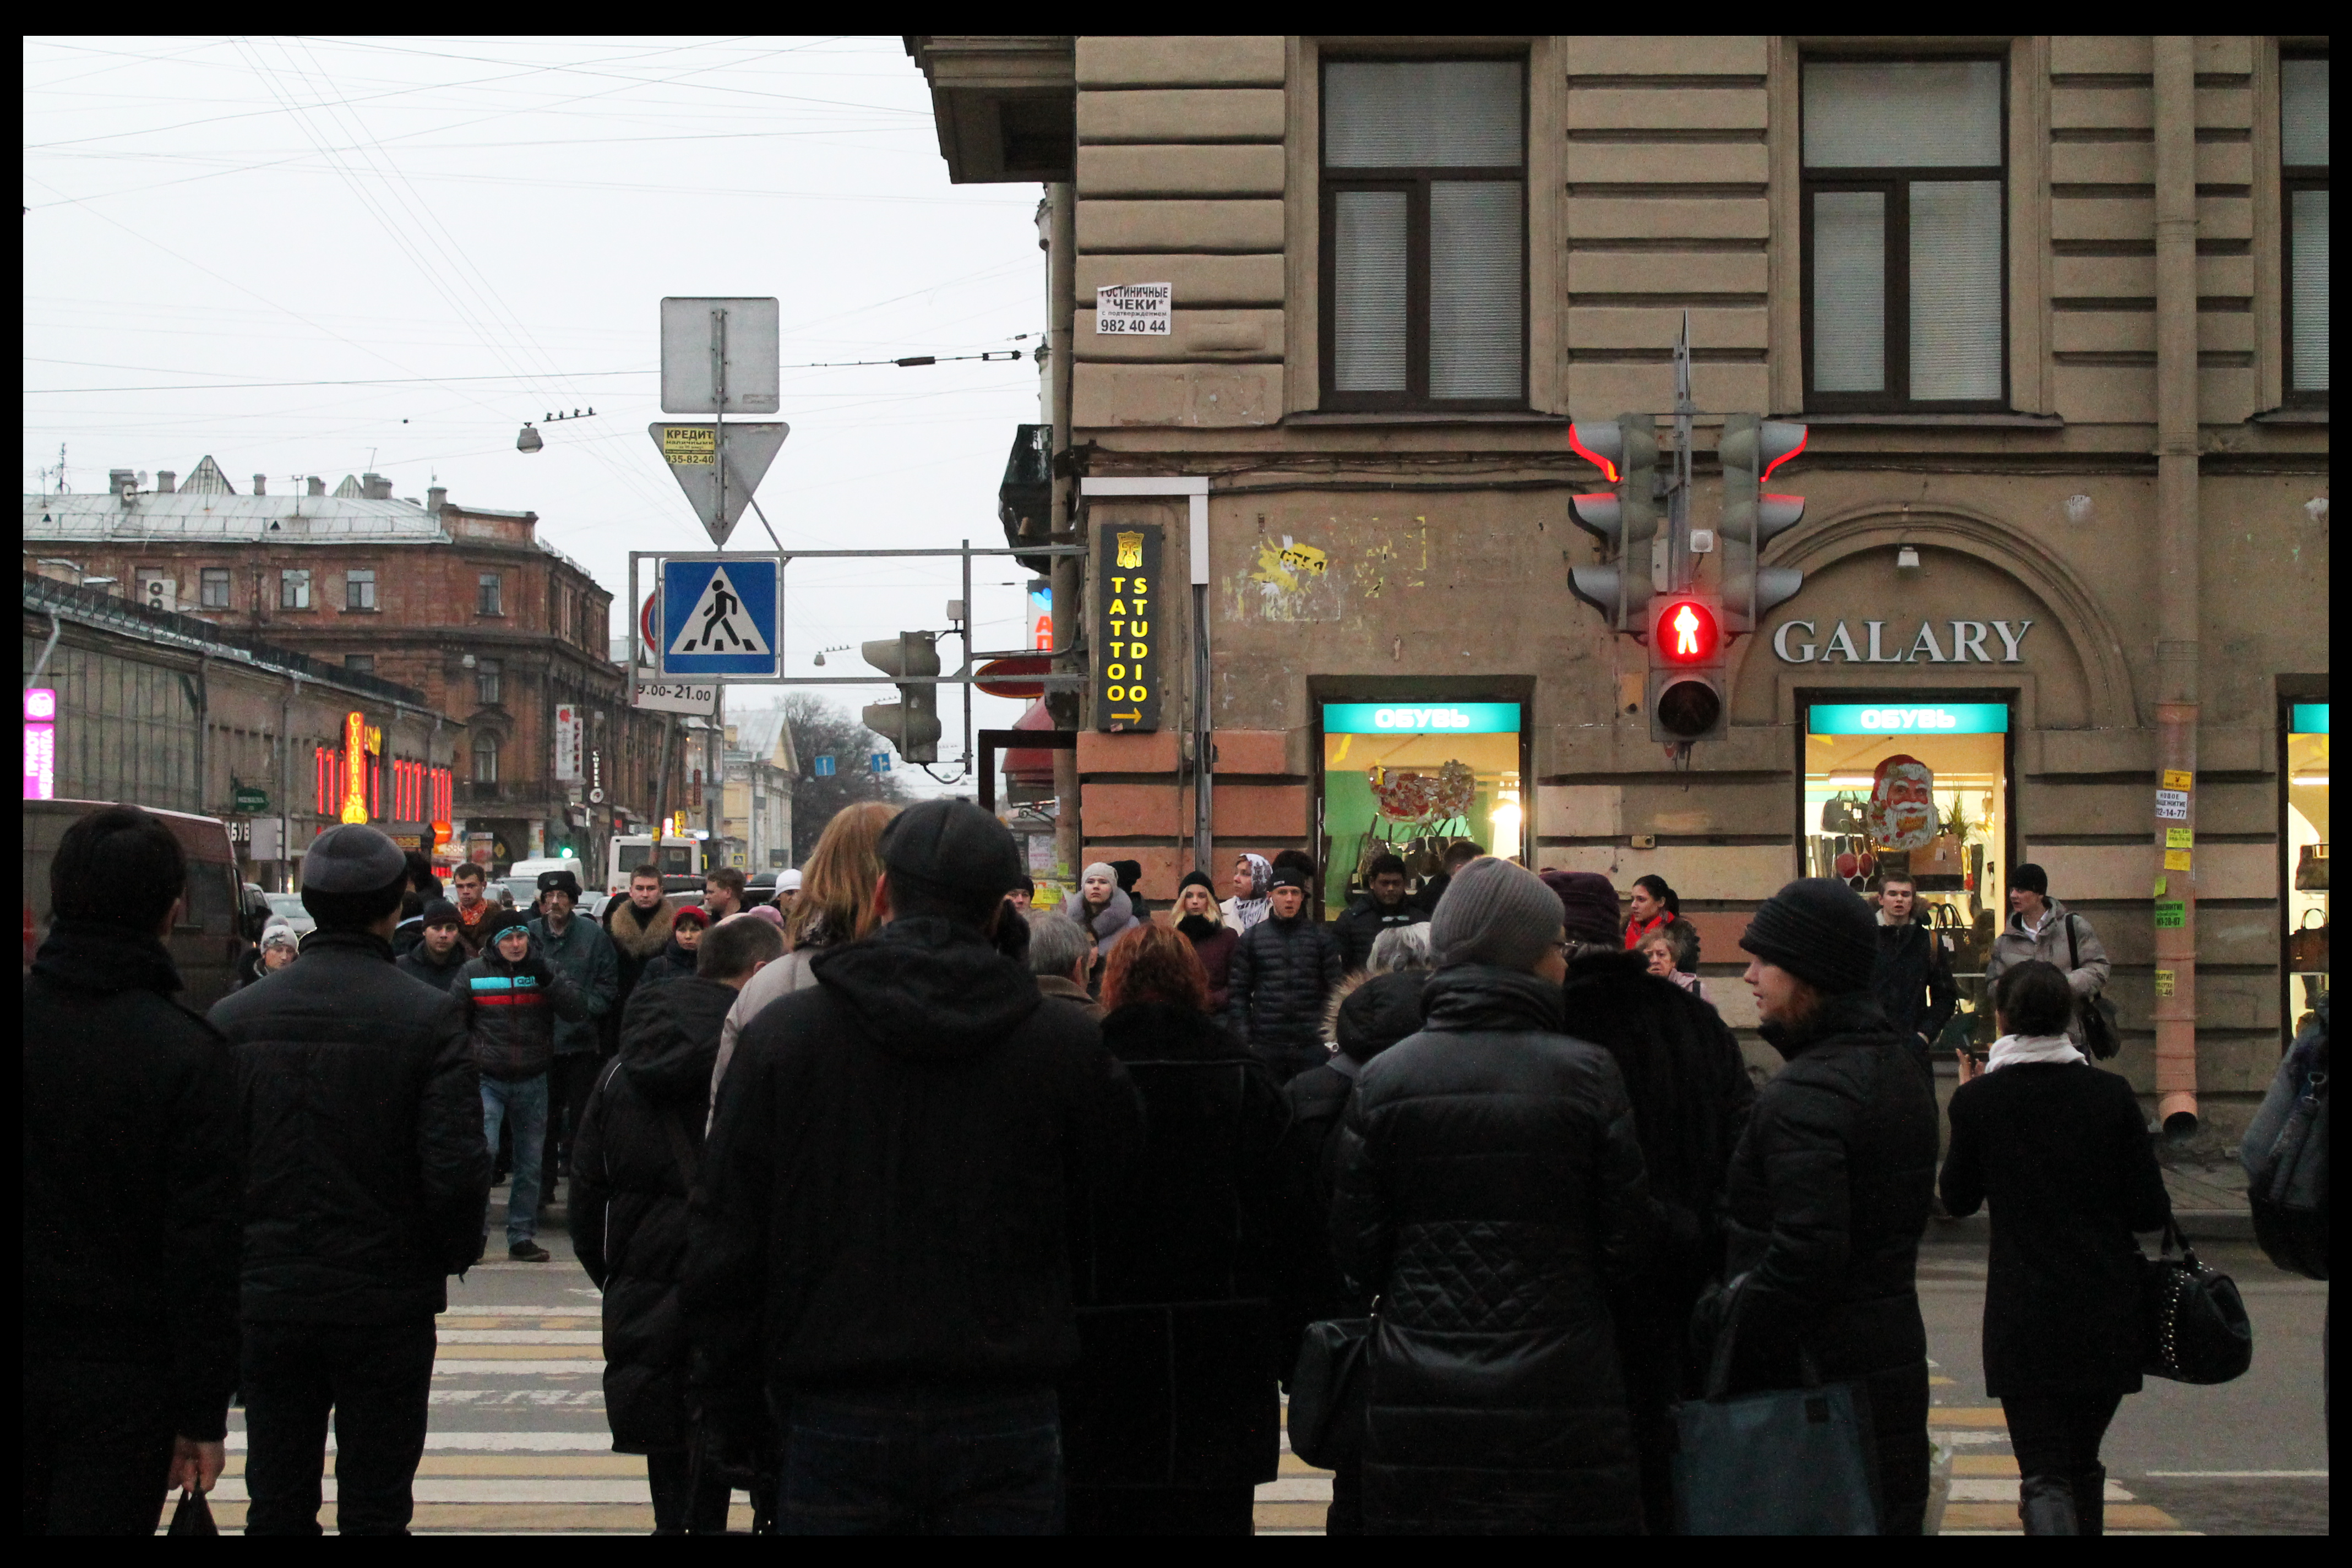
[
  {"left": 1654, "top": 597, "right": 1719, "bottom": 664},
  {"left": 1647, "top": 595, "right": 1726, "bottom": 744}
]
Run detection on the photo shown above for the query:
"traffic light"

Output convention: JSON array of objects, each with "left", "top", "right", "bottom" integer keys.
[
  {"left": 1565, "top": 414, "right": 1662, "bottom": 630},
  {"left": 1648, "top": 595, "right": 1727, "bottom": 743},
  {"left": 861, "top": 632, "right": 942, "bottom": 764},
  {"left": 1716, "top": 413, "right": 1809, "bottom": 633}
]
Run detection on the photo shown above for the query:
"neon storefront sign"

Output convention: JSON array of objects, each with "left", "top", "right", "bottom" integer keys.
[
  {"left": 1807, "top": 703, "right": 2008, "bottom": 736},
  {"left": 1322, "top": 703, "right": 1521, "bottom": 735}
]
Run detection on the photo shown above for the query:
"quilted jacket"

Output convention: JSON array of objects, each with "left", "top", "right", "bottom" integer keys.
[
  {"left": 1226, "top": 910, "right": 1343, "bottom": 1080},
  {"left": 1331, "top": 965, "right": 1652, "bottom": 1534}
]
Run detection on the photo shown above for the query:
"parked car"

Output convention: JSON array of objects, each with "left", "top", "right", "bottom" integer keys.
[
  {"left": 241, "top": 882, "right": 274, "bottom": 942},
  {"left": 263, "top": 891, "right": 317, "bottom": 937},
  {"left": 499, "top": 876, "right": 544, "bottom": 914},
  {"left": 23, "top": 798, "right": 245, "bottom": 1011}
]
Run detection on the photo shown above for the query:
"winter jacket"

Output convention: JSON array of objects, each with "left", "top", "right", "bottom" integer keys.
[
  {"left": 1940, "top": 1059, "right": 2169, "bottom": 1397},
  {"left": 1226, "top": 911, "right": 1344, "bottom": 1080},
  {"left": 1037, "top": 973, "right": 1103, "bottom": 1020},
  {"left": 710, "top": 940, "right": 827, "bottom": 1128},
  {"left": 1178, "top": 914, "right": 1240, "bottom": 1012},
  {"left": 396, "top": 939, "right": 470, "bottom": 996},
  {"left": 1064, "top": 1002, "right": 1293, "bottom": 1491},
  {"left": 603, "top": 896, "right": 677, "bottom": 998},
  {"left": 24, "top": 921, "right": 242, "bottom": 1442},
  {"left": 1624, "top": 910, "right": 1672, "bottom": 952},
  {"left": 391, "top": 916, "right": 424, "bottom": 959},
  {"left": 1331, "top": 895, "right": 1428, "bottom": 973},
  {"left": 1983, "top": 899, "right": 2111, "bottom": 1050},
  {"left": 451, "top": 894, "right": 502, "bottom": 957},
  {"left": 571, "top": 974, "right": 737, "bottom": 1452},
  {"left": 685, "top": 918, "right": 1142, "bottom": 1450},
  {"left": 1872, "top": 917, "right": 1957, "bottom": 1057},
  {"left": 1071, "top": 888, "right": 1143, "bottom": 958},
  {"left": 207, "top": 928, "right": 491, "bottom": 1324},
  {"left": 1332, "top": 966, "right": 1652, "bottom": 1534},
  {"left": 1407, "top": 870, "right": 1450, "bottom": 918},
  {"left": 636, "top": 936, "right": 704, "bottom": 992},
  {"left": 530, "top": 913, "right": 619, "bottom": 1058},
  {"left": 454, "top": 946, "right": 588, "bottom": 1082},
  {"left": 1717, "top": 991, "right": 1939, "bottom": 1388}
]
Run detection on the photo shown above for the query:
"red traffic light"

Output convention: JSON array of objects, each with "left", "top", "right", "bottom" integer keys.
[{"left": 1653, "top": 597, "right": 1719, "bottom": 664}]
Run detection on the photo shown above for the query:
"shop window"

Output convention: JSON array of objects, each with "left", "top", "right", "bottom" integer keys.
[
  {"left": 478, "top": 572, "right": 504, "bottom": 616},
  {"left": 200, "top": 567, "right": 231, "bottom": 609},
  {"left": 2283, "top": 55, "right": 2329, "bottom": 403},
  {"left": 2285, "top": 703, "right": 2328, "bottom": 1038},
  {"left": 477, "top": 658, "right": 502, "bottom": 706},
  {"left": 1803, "top": 58, "right": 2007, "bottom": 410},
  {"left": 345, "top": 568, "right": 377, "bottom": 611},
  {"left": 280, "top": 569, "right": 312, "bottom": 610},
  {"left": 1321, "top": 58, "right": 1527, "bottom": 411},
  {"left": 1320, "top": 701, "right": 1523, "bottom": 919}
]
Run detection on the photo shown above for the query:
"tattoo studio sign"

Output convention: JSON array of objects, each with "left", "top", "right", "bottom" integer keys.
[
  {"left": 1094, "top": 523, "right": 1163, "bottom": 733},
  {"left": 1772, "top": 618, "right": 2035, "bottom": 665}
]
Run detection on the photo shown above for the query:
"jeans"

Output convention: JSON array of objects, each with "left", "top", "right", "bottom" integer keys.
[
  {"left": 778, "top": 1385, "right": 1063, "bottom": 1535},
  {"left": 241, "top": 1317, "right": 437, "bottom": 1535},
  {"left": 21, "top": 1352, "right": 175, "bottom": 1535},
  {"left": 480, "top": 1074, "right": 549, "bottom": 1247}
]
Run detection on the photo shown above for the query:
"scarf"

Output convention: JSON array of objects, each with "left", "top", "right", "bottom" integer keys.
[
  {"left": 1986, "top": 1031, "right": 2086, "bottom": 1071},
  {"left": 1228, "top": 853, "right": 1272, "bottom": 932},
  {"left": 1177, "top": 913, "right": 1221, "bottom": 940}
]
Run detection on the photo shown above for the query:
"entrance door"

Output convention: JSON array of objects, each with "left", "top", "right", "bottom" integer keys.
[{"left": 1319, "top": 701, "right": 1525, "bottom": 919}]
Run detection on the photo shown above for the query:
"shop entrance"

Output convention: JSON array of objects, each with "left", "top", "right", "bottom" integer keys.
[
  {"left": 2284, "top": 701, "right": 2328, "bottom": 1042},
  {"left": 1319, "top": 701, "right": 1525, "bottom": 919}
]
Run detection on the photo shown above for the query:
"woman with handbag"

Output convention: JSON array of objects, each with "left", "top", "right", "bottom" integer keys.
[
  {"left": 1982, "top": 864, "right": 2115, "bottom": 1057},
  {"left": 1939, "top": 959, "right": 2171, "bottom": 1534}
]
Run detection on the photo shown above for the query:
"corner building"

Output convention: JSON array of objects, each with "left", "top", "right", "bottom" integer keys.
[{"left": 911, "top": 36, "right": 2330, "bottom": 1137}]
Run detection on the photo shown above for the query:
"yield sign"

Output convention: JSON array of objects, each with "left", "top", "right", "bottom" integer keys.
[
  {"left": 650, "top": 421, "right": 790, "bottom": 547},
  {"left": 660, "top": 558, "right": 778, "bottom": 677}
]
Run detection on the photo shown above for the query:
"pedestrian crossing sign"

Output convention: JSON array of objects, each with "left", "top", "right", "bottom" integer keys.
[{"left": 660, "top": 557, "right": 777, "bottom": 677}]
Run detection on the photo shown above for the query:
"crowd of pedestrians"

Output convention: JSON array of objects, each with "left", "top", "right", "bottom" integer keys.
[{"left": 24, "top": 798, "right": 2307, "bottom": 1537}]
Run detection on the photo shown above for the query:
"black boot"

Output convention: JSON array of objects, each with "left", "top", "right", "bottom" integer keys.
[
  {"left": 2019, "top": 1473, "right": 2080, "bottom": 1535},
  {"left": 2071, "top": 1464, "right": 2106, "bottom": 1536}
]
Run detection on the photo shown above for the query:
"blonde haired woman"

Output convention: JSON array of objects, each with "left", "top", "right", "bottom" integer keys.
[{"left": 709, "top": 802, "right": 898, "bottom": 1124}]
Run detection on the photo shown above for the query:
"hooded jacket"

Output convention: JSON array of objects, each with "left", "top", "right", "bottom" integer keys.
[
  {"left": 685, "top": 918, "right": 1142, "bottom": 1444},
  {"left": 1982, "top": 897, "right": 2111, "bottom": 1049},
  {"left": 1225, "top": 908, "right": 1344, "bottom": 1078},
  {"left": 454, "top": 944, "right": 588, "bottom": 1082},
  {"left": 571, "top": 974, "right": 737, "bottom": 1452},
  {"left": 25, "top": 920, "right": 242, "bottom": 1442},
  {"left": 207, "top": 927, "right": 491, "bottom": 1323},
  {"left": 1331, "top": 965, "right": 1652, "bottom": 1534},
  {"left": 1717, "top": 990, "right": 1939, "bottom": 1387}
]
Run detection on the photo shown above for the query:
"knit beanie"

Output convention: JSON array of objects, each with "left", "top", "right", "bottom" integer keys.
[
  {"left": 482, "top": 907, "right": 532, "bottom": 941},
  {"left": 1082, "top": 861, "right": 1116, "bottom": 884},
  {"left": 1178, "top": 869, "right": 1217, "bottom": 897},
  {"left": 1268, "top": 864, "right": 1309, "bottom": 892},
  {"left": 672, "top": 904, "right": 710, "bottom": 929},
  {"left": 419, "top": 897, "right": 461, "bottom": 928},
  {"left": 1540, "top": 869, "right": 1622, "bottom": 945},
  {"left": 1427, "top": 857, "right": 1564, "bottom": 971},
  {"left": 1739, "top": 877, "right": 1877, "bottom": 994},
  {"left": 2011, "top": 862, "right": 2049, "bottom": 896}
]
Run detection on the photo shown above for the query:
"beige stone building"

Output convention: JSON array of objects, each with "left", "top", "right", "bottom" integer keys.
[{"left": 910, "top": 36, "right": 2330, "bottom": 1137}]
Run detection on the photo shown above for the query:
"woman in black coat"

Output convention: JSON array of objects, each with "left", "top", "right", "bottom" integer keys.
[
  {"left": 1332, "top": 858, "right": 1652, "bottom": 1534},
  {"left": 1940, "top": 959, "right": 2170, "bottom": 1535},
  {"left": 1061, "top": 922, "right": 1295, "bottom": 1536}
]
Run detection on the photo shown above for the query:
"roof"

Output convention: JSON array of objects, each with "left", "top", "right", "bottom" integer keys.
[
  {"left": 25, "top": 489, "right": 449, "bottom": 545},
  {"left": 726, "top": 705, "right": 798, "bottom": 771}
]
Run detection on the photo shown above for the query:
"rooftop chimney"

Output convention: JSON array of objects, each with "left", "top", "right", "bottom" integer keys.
[
  {"left": 109, "top": 469, "right": 137, "bottom": 506},
  {"left": 253, "top": 474, "right": 268, "bottom": 496},
  {"left": 361, "top": 472, "right": 394, "bottom": 500},
  {"left": 427, "top": 486, "right": 447, "bottom": 512},
  {"left": 156, "top": 470, "right": 176, "bottom": 494},
  {"left": 306, "top": 476, "right": 325, "bottom": 497}
]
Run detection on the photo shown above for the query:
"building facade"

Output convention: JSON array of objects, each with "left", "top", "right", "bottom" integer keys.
[
  {"left": 718, "top": 707, "right": 799, "bottom": 872},
  {"left": 23, "top": 460, "right": 667, "bottom": 875},
  {"left": 912, "top": 35, "right": 2331, "bottom": 1139},
  {"left": 24, "top": 573, "right": 460, "bottom": 889}
]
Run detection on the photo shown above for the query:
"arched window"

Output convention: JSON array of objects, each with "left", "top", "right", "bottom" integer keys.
[{"left": 472, "top": 732, "right": 500, "bottom": 784}]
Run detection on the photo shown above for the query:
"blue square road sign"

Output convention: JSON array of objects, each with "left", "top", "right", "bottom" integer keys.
[{"left": 660, "top": 557, "right": 778, "bottom": 677}]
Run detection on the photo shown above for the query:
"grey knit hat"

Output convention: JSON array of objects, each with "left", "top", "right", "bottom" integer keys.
[
  {"left": 1427, "top": 857, "right": 1564, "bottom": 972},
  {"left": 1739, "top": 876, "right": 1877, "bottom": 994}
]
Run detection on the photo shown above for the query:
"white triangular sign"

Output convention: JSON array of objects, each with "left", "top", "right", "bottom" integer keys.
[{"left": 667, "top": 566, "right": 772, "bottom": 658}]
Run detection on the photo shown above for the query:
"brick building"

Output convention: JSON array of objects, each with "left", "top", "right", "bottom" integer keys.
[
  {"left": 23, "top": 458, "right": 666, "bottom": 874},
  {"left": 911, "top": 35, "right": 2331, "bottom": 1141}
]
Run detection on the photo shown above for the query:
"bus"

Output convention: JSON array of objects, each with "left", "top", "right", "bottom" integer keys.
[{"left": 606, "top": 835, "right": 706, "bottom": 896}]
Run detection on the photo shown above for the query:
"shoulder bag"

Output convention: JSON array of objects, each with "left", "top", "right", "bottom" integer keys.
[
  {"left": 2141, "top": 1218, "right": 2253, "bottom": 1384},
  {"left": 2240, "top": 1038, "right": 2329, "bottom": 1281},
  {"left": 1287, "top": 1314, "right": 1372, "bottom": 1471},
  {"left": 2066, "top": 914, "right": 2123, "bottom": 1060},
  {"left": 167, "top": 1488, "right": 219, "bottom": 1536}
]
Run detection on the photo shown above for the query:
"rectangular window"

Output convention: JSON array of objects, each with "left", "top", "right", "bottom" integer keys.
[
  {"left": 279, "top": 569, "right": 311, "bottom": 610},
  {"left": 477, "top": 573, "right": 504, "bottom": 616},
  {"left": 477, "top": 659, "right": 502, "bottom": 706},
  {"left": 1803, "top": 58, "right": 2007, "bottom": 410},
  {"left": 1321, "top": 57, "right": 1527, "bottom": 410},
  {"left": 345, "top": 568, "right": 376, "bottom": 611},
  {"left": 2283, "top": 55, "right": 2329, "bottom": 401},
  {"left": 345, "top": 654, "right": 374, "bottom": 677},
  {"left": 472, "top": 734, "right": 500, "bottom": 784},
  {"left": 199, "top": 568, "right": 231, "bottom": 609}
]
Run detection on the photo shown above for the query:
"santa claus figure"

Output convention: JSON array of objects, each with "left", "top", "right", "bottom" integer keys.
[{"left": 1865, "top": 753, "right": 1938, "bottom": 851}]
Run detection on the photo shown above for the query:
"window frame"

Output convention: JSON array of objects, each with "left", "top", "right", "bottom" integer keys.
[
  {"left": 344, "top": 567, "right": 377, "bottom": 612},
  {"left": 1317, "top": 54, "right": 1532, "bottom": 413},
  {"left": 476, "top": 658, "right": 503, "bottom": 707},
  {"left": 279, "top": 568, "right": 312, "bottom": 611},
  {"left": 199, "top": 567, "right": 231, "bottom": 609},
  {"left": 344, "top": 654, "right": 375, "bottom": 677},
  {"left": 477, "top": 572, "right": 504, "bottom": 617},
  {"left": 1800, "top": 53, "right": 2011, "bottom": 413},
  {"left": 471, "top": 732, "right": 500, "bottom": 785},
  {"left": 2282, "top": 50, "right": 2329, "bottom": 407}
]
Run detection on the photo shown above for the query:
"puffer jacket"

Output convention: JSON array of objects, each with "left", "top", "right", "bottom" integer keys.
[
  {"left": 1717, "top": 991, "right": 1939, "bottom": 1387},
  {"left": 1983, "top": 899, "right": 2111, "bottom": 1049},
  {"left": 454, "top": 946, "right": 587, "bottom": 1082},
  {"left": 1331, "top": 966, "right": 1652, "bottom": 1534},
  {"left": 1226, "top": 911, "right": 1344, "bottom": 1080},
  {"left": 206, "top": 928, "right": 491, "bottom": 1323},
  {"left": 571, "top": 974, "right": 736, "bottom": 1452}
]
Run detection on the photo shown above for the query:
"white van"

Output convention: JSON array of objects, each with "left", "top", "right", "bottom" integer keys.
[
  {"left": 509, "top": 856, "right": 589, "bottom": 891},
  {"left": 605, "top": 836, "right": 705, "bottom": 895}
]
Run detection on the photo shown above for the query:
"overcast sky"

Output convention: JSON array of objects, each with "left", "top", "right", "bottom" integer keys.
[{"left": 23, "top": 35, "right": 1048, "bottom": 793}]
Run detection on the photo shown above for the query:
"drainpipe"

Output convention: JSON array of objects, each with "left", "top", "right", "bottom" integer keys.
[
  {"left": 280, "top": 675, "right": 299, "bottom": 893},
  {"left": 1046, "top": 179, "right": 1084, "bottom": 887},
  {"left": 2150, "top": 36, "right": 2200, "bottom": 1136}
]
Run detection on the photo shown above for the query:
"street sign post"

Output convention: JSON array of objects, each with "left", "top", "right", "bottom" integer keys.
[
  {"left": 233, "top": 782, "right": 269, "bottom": 814},
  {"left": 659, "top": 557, "right": 778, "bottom": 678},
  {"left": 650, "top": 421, "right": 790, "bottom": 548},
  {"left": 659, "top": 297, "right": 780, "bottom": 414},
  {"left": 631, "top": 674, "right": 719, "bottom": 716}
]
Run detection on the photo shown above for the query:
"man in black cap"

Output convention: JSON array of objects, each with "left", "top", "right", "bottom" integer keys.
[
  {"left": 207, "top": 823, "right": 492, "bottom": 1534},
  {"left": 1331, "top": 851, "right": 1428, "bottom": 971},
  {"left": 1983, "top": 863, "right": 2110, "bottom": 1052},
  {"left": 686, "top": 798, "right": 1140, "bottom": 1535},
  {"left": 529, "top": 868, "right": 618, "bottom": 1210},
  {"left": 396, "top": 898, "right": 469, "bottom": 994},
  {"left": 1720, "top": 876, "right": 1938, "bottom": 1534},
  {"left": 1225, "top": 863, "right": 1343, "bottom": 1082}
]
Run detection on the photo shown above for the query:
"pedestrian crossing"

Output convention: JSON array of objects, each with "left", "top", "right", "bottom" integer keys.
[{"left": 1929, "top": 1406, "right": 2186, "bottom": 1534}]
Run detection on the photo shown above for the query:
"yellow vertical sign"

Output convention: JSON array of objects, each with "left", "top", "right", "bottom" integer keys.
[{"left": 1095, "top": 523, "right": 1164, "bottom": 732}]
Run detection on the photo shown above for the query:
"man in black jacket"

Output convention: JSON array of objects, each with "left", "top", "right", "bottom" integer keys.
[
  {"left": 208, "top": 824, "right": 492, "bottom": 1536},
  {"left": 1870, "top": 873, "right": 1956, "bottom": 1074},
  {"left": 25, "top": 807, "right": 241, "bottom": 1534},
  {"left": 1226, "top": 865, "right": 1344, "bottom": 1083},
  {"left": 1331, "top": 853, "right": 1429, "bottom": 972},
  {"left": 1726, "top": 877, "right": 1940, "bottom": 1534},
  {"left": 685, "top": 799, "right": 1139, "bottom": 1535},
  {"left": 395, "top": 898, "right": 469, "bottom": 994}
]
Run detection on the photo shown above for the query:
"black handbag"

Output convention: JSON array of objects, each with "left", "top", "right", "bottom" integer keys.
[
  {"left": 2141, "top": 1218, "right": 2253, "bottom": 1384},
  {"left": 168, "top": 1488, "right": 219, "bottom": 1536},
  {"left": 2066, "top": 914, "right": 2122, "bottom": 1060},
  {"left": 1287, "top": 1316, "right": 1370, "bottom": 1471}
]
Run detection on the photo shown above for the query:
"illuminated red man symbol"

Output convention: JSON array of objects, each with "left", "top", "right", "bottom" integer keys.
[{"left": 1672, "top": 603, "right": 1702, "bottom": 658}]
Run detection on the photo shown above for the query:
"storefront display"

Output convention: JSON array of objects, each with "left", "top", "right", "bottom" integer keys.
[
  {"left": 1321, "top": 701, "right": 1523, "bottom": 917},
  {"left": 2285, "top": 702, "right": 2328, "bottom": 1038}
]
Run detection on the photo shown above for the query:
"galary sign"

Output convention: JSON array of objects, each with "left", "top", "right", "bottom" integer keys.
[
  {"left": 1094, "top": 522, "right": 1163, "bottom": 733},
  {"left": 1772, "top": 618, "right": 2034, "bottom": 664}
]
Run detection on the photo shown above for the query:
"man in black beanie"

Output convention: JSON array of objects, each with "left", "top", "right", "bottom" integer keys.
[
  {"left": 686, "top": 799, "right": 1140, "bottom": 1535},
  {"left": 1719, "top": 877, "right": 1939, "bottom": 1533}
]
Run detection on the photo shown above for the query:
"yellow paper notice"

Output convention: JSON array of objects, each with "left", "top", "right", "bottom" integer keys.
[
  {"left": 2163, "top": 848, "right": 2193, "bottom": 870},
  {"left": 2165, "top": 827, "right": 2194, "bottom": 850},
  {"left": 2161, "top": 769, "right": 2192, "bottom": 790}
]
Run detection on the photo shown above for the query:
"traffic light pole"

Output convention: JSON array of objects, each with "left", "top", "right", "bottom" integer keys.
[{"left": 1667, "top": 313, "right": 1696, "bottom": 600}]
